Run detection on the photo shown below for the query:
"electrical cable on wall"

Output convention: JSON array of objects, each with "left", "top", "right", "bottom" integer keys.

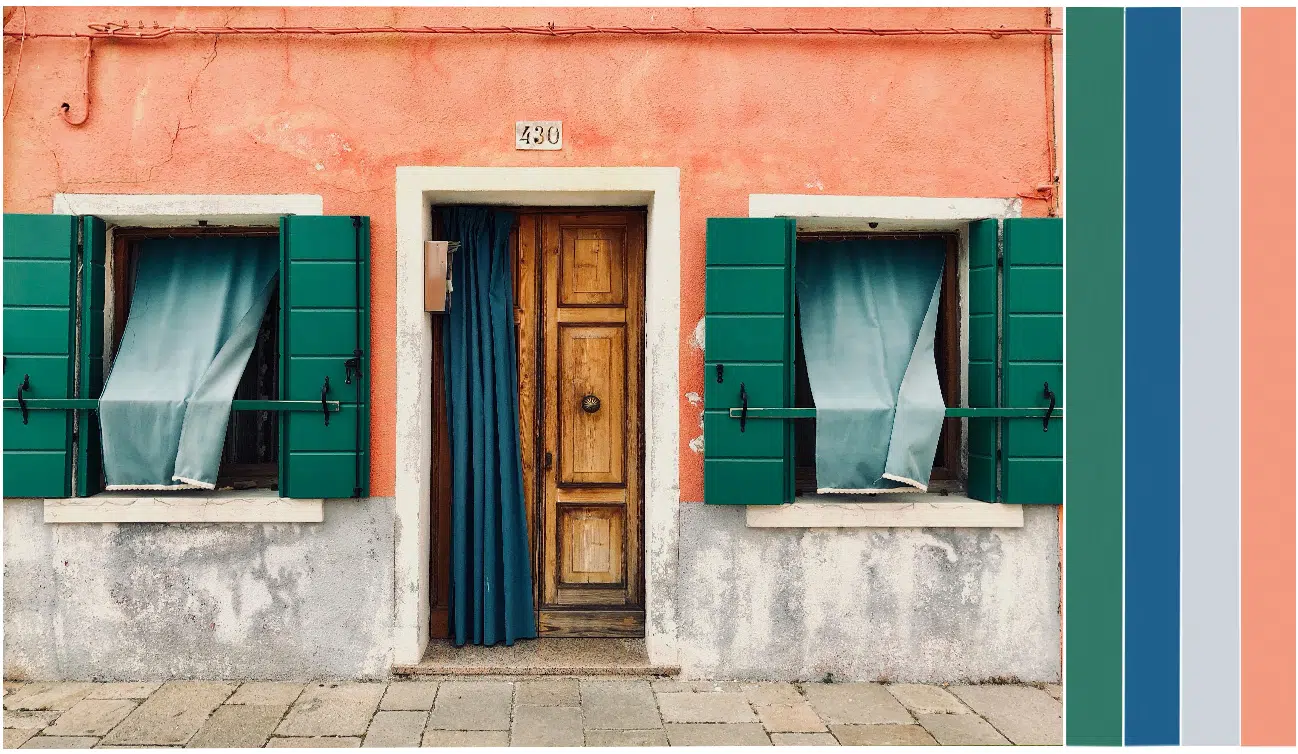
[{"left": 3, "top": 19, "right": 1059, "bottom": 137}]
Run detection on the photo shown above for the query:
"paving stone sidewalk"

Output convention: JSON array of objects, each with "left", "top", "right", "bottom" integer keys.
[{"left": 3, "top": 678, "right": 1062, "bottom": 747}]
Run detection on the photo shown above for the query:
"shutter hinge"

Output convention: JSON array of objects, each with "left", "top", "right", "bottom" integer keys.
[{"left": 351, "top": 216, "right": 363, "bottom": 229}]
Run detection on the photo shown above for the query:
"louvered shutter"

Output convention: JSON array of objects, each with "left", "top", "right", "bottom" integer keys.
[
  {"left": 3, "top": 214, "right": 79, "bottom": 498},
  {"left": 1002, "top": 218, "right": 1063, "bottom": 503},
  {"left": 279, "top": 215, "right": 370, "bottom": 499},
  {"left": 702, "top": 218, "right": 796, "bottom": 505},
  {"left": 967, "top": 219, "right": 1000, "bottom": 502},
  {"left": 77, "top": 216, "right": 107, "bottom": 497}
]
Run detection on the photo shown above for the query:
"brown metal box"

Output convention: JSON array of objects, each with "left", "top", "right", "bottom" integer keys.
[{"left": 424, "top": 240, "right": 449, "bottom": 312}]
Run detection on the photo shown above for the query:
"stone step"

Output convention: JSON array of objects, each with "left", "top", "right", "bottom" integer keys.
[{"left": 392, "top": 638, "right": 679, "bottom": 677}]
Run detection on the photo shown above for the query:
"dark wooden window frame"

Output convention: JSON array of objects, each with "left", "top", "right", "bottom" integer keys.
[
  {"left": 793, "top": 231, "right": 963, "bottom": 495},
  {"left": 108, "top": 226, "right": 281, "bottom": 491}
]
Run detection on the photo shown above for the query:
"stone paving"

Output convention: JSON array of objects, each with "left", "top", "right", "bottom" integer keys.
[{"left": 3, "top": 678, "right": 1062, "bottom": 747}]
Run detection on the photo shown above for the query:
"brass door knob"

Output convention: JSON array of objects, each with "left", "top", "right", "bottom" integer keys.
[{"left": 581, "top": 394, "right": 601, "bottom": 414}]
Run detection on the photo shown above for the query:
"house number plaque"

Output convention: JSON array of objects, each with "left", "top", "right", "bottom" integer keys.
[{"left": 516, "top": 121, "right": 562, "bottom": 150}]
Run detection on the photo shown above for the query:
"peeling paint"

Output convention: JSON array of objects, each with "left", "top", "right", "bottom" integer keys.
[
  {"left": 3, "top": 500, "right": 397, "bottom": 681},
  {"left": 691, "top": 319, "right": 705, "bottom": 351},
  {"left": 688, "top": 435, "right": 704, "bottom": 454},
  {"left": 685, "top": 392, "right": 701, "bottom": 406},
  {"left": 675, "top": 504, "right": 1060, "bottom": 683}
]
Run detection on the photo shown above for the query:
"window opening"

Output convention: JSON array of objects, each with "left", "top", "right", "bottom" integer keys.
[
  {"left": 108, "top": 229, "right": 280, "bottom": 492},
  {"left": 792, "top": 233, "right": 961, "bottom": 496}
]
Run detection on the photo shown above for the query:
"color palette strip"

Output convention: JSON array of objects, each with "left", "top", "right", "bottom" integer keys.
[
  {"left": 1065, "top": 8, "right": 1124, "bottom": 745},
  {"left": 1181, "top": 6, "right": 1241, "bottom": 748},
  {"left": 1123, "top": 7, "right": 1179, "bottom": 745},
  {"left": 1240, "top": 6, "right": 1296, "bottom": 748},
  {"left": 1064, "top": 7, "right": 1296, "bottom": 746}
]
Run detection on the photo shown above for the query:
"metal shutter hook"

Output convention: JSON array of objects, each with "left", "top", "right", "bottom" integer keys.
[
  {"left": 16, "top": 374, "right": 30, "bottom": 425},
  {"left": 738, "top": 382, "right": 748, "bottom": 433},
  {"left": 1042, "top": 382, "right": 1056, "bottom": 431},
  {"left": 321, "top": 376, "right": 332, "bottom": 426}
]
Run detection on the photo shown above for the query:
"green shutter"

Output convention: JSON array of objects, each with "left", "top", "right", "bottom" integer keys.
[
  {"left": 703, "top": 218, "right": 796, "bottom": 505},
  {"left": 77, "top": 216, "right": 107, "bottom": 497},
  {"left": 279, "top": 215, "right": 370, "bottom": 499},
  {"left": 1002, "top": 218, "right": 1063, "bottom": 504},
  {"left": 967, "top": 219, "right": 999, "bottom": 502},
  {"left": 3, "top": 214, "right": 78, "bottom": 498}
]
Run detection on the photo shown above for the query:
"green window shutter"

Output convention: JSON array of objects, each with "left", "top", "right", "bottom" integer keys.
[
  {"left": 703, "top": 217, "right": 796, "bottom": 505},
  {"left": 3, "top": 214, "right": 78, "bottom": 498},
  {"left": 1002, "top": 217, "right": 1063, "bottom": 504},
  {"left": 966, "top": 218, "right": 999, "bottom": 502},
  {"left": 77, "top": 216, "right": 107, "bottom": 497},
  {"left": 279, "top": 215, "right": 370, "bottom": 499}
]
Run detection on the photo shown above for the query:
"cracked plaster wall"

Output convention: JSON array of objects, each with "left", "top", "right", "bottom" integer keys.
[
  {"left": 3, "top": 499, "right": 396, "bottom": 680},
  {"left": 676, "top": 504, "right": 1061, "bottom": 683}
]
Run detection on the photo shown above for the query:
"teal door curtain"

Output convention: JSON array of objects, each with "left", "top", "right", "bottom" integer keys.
[
  {"left": 99, "top": 237, "right": 279, "bottom": 490},
  {"left": 440, "top": 206, "right": 538, "bottom": 647},
  {"left": 796, "top": 238, "right": 947, "bottom": 493}
]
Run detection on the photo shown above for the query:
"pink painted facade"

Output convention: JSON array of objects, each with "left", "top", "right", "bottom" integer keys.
[{"left": 3, "top": 6, "right": 1057, "bottom": 503}]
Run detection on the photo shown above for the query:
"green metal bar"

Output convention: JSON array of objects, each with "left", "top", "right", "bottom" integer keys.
[
  {"left": 729, "top": 407, "right": 1063, "bottom": 420},
  {"left": 231, "top": 400, "right": 345, "bottom": 411},
  {"left": 3, "top": 399, "right": 100, "bottom": 410},
  {"left": 3, "top": 399, "right": 343, "bottom": 411}
]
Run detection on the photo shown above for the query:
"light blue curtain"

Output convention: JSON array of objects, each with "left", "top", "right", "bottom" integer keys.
[
  {"left": 441, "top": 206, "right": 537, "bottom": 647},
  {"left": 99, "top": 237, "right": 278, "bottom": 490},
  {"left": 796, "top": 238, "right": 947, "bottom": 493}
]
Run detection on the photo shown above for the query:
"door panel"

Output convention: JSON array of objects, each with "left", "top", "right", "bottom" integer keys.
[
  {"left": 560, "top": 504, "right": 625, "bottom": 584},
  {"left": 541, "top": 212, "right": 645, "bottom": 630},
  {"left": 558, "top": 324, "right": 626, "bottom": 486},
  {"left": 560, "top": 227, "right": 627, "bottom": 306}
]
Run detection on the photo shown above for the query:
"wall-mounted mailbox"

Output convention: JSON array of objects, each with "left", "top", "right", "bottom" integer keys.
[{"left": 424, "top": 241, "right": 450, "bottom": 312}]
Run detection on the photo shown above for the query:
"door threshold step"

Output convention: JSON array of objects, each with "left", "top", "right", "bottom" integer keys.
[{"left": 392, "top": 638, "right": 679, "bottom": 677}]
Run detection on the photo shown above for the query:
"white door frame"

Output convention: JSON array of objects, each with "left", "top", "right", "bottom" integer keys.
[{"left": 393, "top": 167, "right": 682, "bottom": 666}]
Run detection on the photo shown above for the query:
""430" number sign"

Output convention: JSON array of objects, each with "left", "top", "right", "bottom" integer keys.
[{"left": 515, "top": 121, "right": 562, "bottom": 151}]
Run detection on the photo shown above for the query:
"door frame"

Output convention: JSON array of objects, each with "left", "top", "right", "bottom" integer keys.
[{"left": 394, "top": 167, "right": 682, "bottom": 667}]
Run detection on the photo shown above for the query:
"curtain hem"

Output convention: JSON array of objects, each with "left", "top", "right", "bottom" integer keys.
[
  {"left": 105, "top": 482, "right": 202, "bottom": 491},
  {"left": 815, "top": 480, "right": 926, "bottom": 495}
]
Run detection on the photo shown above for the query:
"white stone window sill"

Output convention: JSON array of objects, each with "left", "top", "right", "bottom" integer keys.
[
  {"left": 746, "top": 493, "right": 1023, "bottom": 529},
  {"left": 37, "top": 489, "right": 324, "bottom": 523}
]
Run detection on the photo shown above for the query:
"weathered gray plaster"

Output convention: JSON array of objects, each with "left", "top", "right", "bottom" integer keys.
[
  {"left": 675, "top": 504, "right": 1060, "bottom": 683},
  {"left": 3, "top": 498, "right": 395, "bottom": 681}
]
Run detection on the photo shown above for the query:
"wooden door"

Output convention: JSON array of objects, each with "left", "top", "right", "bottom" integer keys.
[
  {"left": 429, "top": 209, "right": 645, "bottom": 640},
  {"left": 537, "top": 212, "right": 645, "bottom": 636}
]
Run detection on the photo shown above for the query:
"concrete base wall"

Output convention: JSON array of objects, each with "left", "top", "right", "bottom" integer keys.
[
  {"left": 675, "top": 504, "right": 1061, "bottom": 684},
  {"left": 3, "top": 499, "right": 396, "bottom": 681},
  {"left": 5, "top": 498, "right": 1058, "bottom": 683}
]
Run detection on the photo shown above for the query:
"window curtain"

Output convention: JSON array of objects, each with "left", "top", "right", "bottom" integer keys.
[
  {"left": 441, "top": 206, "right": 537, "bottom": 647},
  {"left": 99, "top": 237, "right": 279, "bottom": 490},
  {"left": 796, "top": 238, "right": 947, "bottom": 493}
]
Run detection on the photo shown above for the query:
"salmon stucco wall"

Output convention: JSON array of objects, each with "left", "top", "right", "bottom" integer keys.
[{"left": 3, "top": 6, "right": 1057, "bottom": 502}]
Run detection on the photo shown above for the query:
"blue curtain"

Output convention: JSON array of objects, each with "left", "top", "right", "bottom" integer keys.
[
  {"left": 441, "top": 207, "right": 537, "bottom": 647},
  {"left": 99, "top": 237, "right": 278, "bottom": 490},
  {"left": 796, "top": 238, "right": 947, "bottom": 493}
]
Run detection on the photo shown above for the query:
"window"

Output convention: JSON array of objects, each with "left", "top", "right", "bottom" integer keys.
[
  {"left": 701, "top": 215, "right": 1062, "bottom": 507},
  {"left": 792, "top": 232, "right": 961, "bottom": 496},
  {"left": 1, "top": 212, "right": 372, "bottom": 502}
]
